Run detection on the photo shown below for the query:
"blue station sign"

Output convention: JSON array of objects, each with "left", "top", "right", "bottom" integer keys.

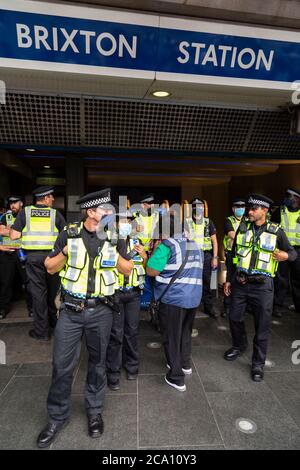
[{"left": 0, "top": 0, "right": 299, "bottom": 88}]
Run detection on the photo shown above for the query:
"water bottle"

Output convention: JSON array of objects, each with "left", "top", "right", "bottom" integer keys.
[{"left": 18, "top": 248, "right": 27, "bottom": 264}]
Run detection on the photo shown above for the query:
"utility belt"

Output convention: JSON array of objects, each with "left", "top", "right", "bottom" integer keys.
[
  {"left": 236, "top": 270, "right": 270, "bottom": 285},
  {"left": 62, "top": 292, "right": 120, "bottom": 314},
  {"left": 118, "top": 285, "right": 144, "bottom": 292},
  {"left": 118, "top": 286, "right": 142, "bottom": 294}
]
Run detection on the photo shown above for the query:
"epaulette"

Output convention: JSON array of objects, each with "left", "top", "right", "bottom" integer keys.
[
  {"left": 66, "top": 221, "right": 82, "bottom": 238},
  {"left": 267, "top": 222, "right": 280, "bottom": 234}
]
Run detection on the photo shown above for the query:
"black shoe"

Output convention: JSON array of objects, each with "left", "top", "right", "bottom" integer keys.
[
  {"left": 205, "top": 310, "right": 218, "bottom": 319},
  {"left": 0, "top": 308, "right": 9, "bottom": 320},
  {"left": 37, "top": 420, "right": 69, "bottom": 448},
  {"left": 224, "top": 347, "right": 241, "bottom": 361},
  {"left": 221, "top": 307, "right": 230, "bottom": 318},
  {"left": 251, "top": 367, "right": 264, "bottom": 382},
  {"left": 108, "top": 380, "right": 120, "bottom": 391},
  {"left": 88, "top": 413, "right": 104, "bottom": 438},
  {"left": 272, "top": 308, "right": 282, "bottom": 318},
  {"left": 127, "top": 373, "right": 138, "bottom": 380},
  {"left": 29, "top": 329, "right": 50, "bottom": 342}
]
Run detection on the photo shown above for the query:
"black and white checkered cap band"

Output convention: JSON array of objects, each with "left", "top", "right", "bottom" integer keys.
[
  {"left": 35, "top": 190, "right": 54, "bottom": 197},
  {"left": 248, "top": 197, "right": 270, "bottom": 208},
  {"left": 81, "top": 195, "right": 111, "bottom": 209},
  {"left": 287, "top": 189, "right": 300, "bottom": 198}
]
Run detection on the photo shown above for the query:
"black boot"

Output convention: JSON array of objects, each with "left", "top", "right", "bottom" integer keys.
[
  {"left": 37, "top": 420, "right": 69, "bottom": 448},
  {"left": 224, "top": 347, "right": 241, "bottom": 361},
  {"left": 0, "top": 308, "right": 9, "bottom": 320},
  {"left": 88, "top": 413, "right": 104, "bottom": 438},
  {"left": 251, "top": 366, "right": 264, "bottom": 382}
]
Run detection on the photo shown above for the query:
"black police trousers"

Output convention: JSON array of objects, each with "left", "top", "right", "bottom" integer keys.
[
  {"left": 229, "top": 275, "right": 274, "bottom": 368},
  {"left": 106, "top": 288, "right": 141, "bottom": 383},
  {"left": 25, "top": 252, "right": 60, "bottom": 337},
  {"left": 47, "top": 302, "right": 113, "bottom": 424},
  {"left": 159, "top": 302, "right": 197, "bottom": 386},
  {"left": 0, "top": 251, "right": 31, "bottom": 311},
  {"left": 201, "top": 251, "right": 214, "bottom": 314},
  {"left": 274, "top": 246, "right": 300, "bottom": 313}
]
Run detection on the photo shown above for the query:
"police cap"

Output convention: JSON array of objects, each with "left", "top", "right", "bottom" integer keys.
[
  {"left": 33, "top": 186, "right": 54, "bottom": 198},
  {"left": 8, "top": 195, "right": 22, "bottom": 203},
  {"left": 140, "top": 193, "right": 156, "bottom": 204},
  {"left": 76, "top": 188, "right": 112, "bottom": 209},
  {"left": 232, "top": 197, "right": 245, "bottom": 206},
  {"left": 246, "top": 194, "right": 273, "bottom": 210},
  {"left": 286, "top": 187, "right": 300, "bottom": 199}
]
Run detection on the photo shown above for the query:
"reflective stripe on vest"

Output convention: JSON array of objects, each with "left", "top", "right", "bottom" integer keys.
[
  {"left": 1, "top": 213, "right": 22, "bottom": 247},
  {"left": 22, "top": 206, "right": 58, "bottom": 250},
  {"left": 235, "top": 222, "right": 279, "bottom": 277},
  {"left": 118, "top": 239, "right": 145, "bottom": 288},
  {"left": 280, "top": 207, "right": 300, "bottom": 246},
  {"left": 187, "top": 217, "right": 212, "bottom": 251},
  {"left": 134, "top": 212, "right": 159, "bottom": 251},
  {"left": 154, "top": 238, "right": 203, "bottom": 309},
  {"left": 60, "top": 237, "right": 119, "bottom": 297},
  {"left": 223, "top": 216, "right": 240, "bottom": 252}
]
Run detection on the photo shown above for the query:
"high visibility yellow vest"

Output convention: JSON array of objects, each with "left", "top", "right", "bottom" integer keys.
[
  {"left": 234, "top": 222, "right": 279, "bottom": 277},
  {"left": 1, "top": 213, "right": 22, "bottom": 248},
  {"left": 60, "top": 229, "right": 119, "bottom": 298},
  {"left": 133, "top": 212, "right": 159, "bottom": 251},
  {"left": 187, "top": 217, "right": 212, "bottom": 251},
  {"left": 280, "top": 207, "right": 300, "bottom": 246},
  {"left": 223, "top": 216, "right": 240, "bottom": 252},
  {"left": 22, "top": 206, "right": 59, "bottom": 250},
  {"left": 118, "top": 239, "right": 145, "bottom": 289}
]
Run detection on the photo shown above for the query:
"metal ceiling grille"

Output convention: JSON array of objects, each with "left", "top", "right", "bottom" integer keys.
[
  {"left": 0, "top": 92, "right": 300, "bottom": 156},
  {"left": 0, "top": 93, "right": 81, "bottom": 146},
  {"left": 246, "top": 110, "right": 300, "bottom": 155},
  {"left": 84, "top": 99, "right": 255, "bottom": 152}
]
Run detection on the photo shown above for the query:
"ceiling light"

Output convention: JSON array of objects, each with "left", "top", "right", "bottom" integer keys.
[
  {"left": 26, "top": 148, "right": 36, "bottom": 152},
  {"left": 44, "top": 165, "right": 51, "bottom": 169},
  {"left": 152, "top": 90, "right": 171, "bottom": 98}
]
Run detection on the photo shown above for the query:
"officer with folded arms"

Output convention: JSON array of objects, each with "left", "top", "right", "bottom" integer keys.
[
  {"left": 36, "top": 189, "right": 133, "bottom": 448},
  {"left": 224, "top": 194, "right": 296, "bottom": 382}
]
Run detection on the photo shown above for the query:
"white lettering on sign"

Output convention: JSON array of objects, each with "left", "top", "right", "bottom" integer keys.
[
  {"left": 177, "top": 41, "right": 274, "bottom": 72},
  {"left": 16, "top": 24, "right": 137, "bottom": 59}
]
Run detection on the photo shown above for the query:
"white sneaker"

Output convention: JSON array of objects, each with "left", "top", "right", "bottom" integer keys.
[{"left": 165, "top": 376, "right": 186, "bottom": 392}]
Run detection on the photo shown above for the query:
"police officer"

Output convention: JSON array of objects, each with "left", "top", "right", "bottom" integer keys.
[
  {"left": 106, "top": 211, "right": 147, "bottom": 390},
  {"left": 9, "top": 186, "right": 66, "bottom": 340},
  {"left": 272, "top": 187, "right": 300, "bottom": 316},
  {"left": 0, "top": 196, "right": 32, "bottom": 319},
  {"left": 132, "top": 194, "right": 159, "bottom": 253},
  {"left": 224, "top": 194, "right": 296, "bottom": 382},
  {"left": 222, "top": 198, "right": 246, "bottom": 318},
  {"left": 185, "top": 198, "right": 218, "bottom": 318},
  {"left": 36, "top": 189, "right": 133, "bottom": 448},
  {"left": 146, "top": 213, "right": 203, "bottom": 392}
]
